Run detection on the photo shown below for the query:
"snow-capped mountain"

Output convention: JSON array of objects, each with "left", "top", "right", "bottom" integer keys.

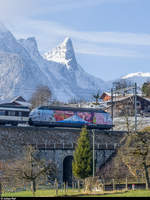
[
  {"left": 0, "top": 24, "right": 108, "bottom": 102},
  {"left": 0, "top": 25, "right": 51, "bottom": 101},
  {"left": 43, "top": 37, "right": 109, "bottom": 101},
  {"left": 121, "top": 72, "right": 150, "bottom": 86},
  {"left": 44, "top": 37, "right": 77, "bottom": 70},
  {"left": 2, "top": 23, "right": 149, "bottom": 103}
]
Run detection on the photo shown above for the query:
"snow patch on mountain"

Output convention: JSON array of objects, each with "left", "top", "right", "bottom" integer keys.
[
  {"left": 43, "top": 37, "right": 78, "bottom": 70},
  {"left": 114, "top": 117, "right": 150, "bottom": 131},
  {"left": 43, "top": 37, "right": 107, "bottom": 100},
  {"left": 120, "top": 72, "right": 150, "bottom": 87},
  {"left": 122, "top": 72, "right": 150, "bottom": 79}
]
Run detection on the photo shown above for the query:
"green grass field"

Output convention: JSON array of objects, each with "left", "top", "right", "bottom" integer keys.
[
  {"left": 85, "top": 190, "right": 150, "bottom": 197},
  {"left": 2, "top": 189, "right": 150, "bottom": 197},
  {"left": 2, "top": 189, "right": 81, "bottom": 197}
]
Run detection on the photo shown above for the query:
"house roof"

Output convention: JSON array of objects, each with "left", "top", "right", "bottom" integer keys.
[
  {"left": 100, "top": 92, "right": 111, "bottom": 98},
  {"left": 107, "top": 94, "right": 150, "bottom": 104},
  {"left": 100, "top": 92, "right": 122, "bottom": 99}
]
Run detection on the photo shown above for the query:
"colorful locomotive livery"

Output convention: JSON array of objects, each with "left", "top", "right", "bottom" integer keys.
[
  {"left": 29, "top": 106, "right": 113, "bottom": 129},
  {"left": 52, "top": 110, "right": 111, "bottom": 125}
]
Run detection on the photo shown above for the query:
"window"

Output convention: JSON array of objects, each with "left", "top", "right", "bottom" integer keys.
[
  {"left": 0, "top": 110, "right": 5, "bottom": 116},
  {"left": 22, "top": 112, "right": 29, "bottom": 117},
  {"left": 18, "top": 112, "right": 22, "bottom": 116},
  {"left": 8, "top": 111, "right": 16, "bottom": 116},
  {"left": 15, "top": 111, "right": 18, "bottom": 116}
]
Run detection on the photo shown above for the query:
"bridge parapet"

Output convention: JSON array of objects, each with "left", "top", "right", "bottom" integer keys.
[{"left": 21, "top": 143, "right": 120, "bottom": 150}]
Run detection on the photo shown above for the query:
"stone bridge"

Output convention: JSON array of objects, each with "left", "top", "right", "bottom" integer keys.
[{"left": 0, "top": 126, "right": 126, "bottom": 184}]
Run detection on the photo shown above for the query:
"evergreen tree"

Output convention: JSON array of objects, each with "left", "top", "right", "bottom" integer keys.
[
  {"left": 142, "top": 82, "right": 150, "bottom": 97},
  {"left": 72, "top": 127, "right": 93, "bottom": 179}
]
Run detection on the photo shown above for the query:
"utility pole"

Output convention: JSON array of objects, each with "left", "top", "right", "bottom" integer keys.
[
  {"left": 92, "top": 129, "right": 95, "bottom": 177},
  {"left": 111, "top": 88, "right": 114, "bottom": 131},
  {"left": 134, "top": 82, "right": 137, "bottom": 133}
]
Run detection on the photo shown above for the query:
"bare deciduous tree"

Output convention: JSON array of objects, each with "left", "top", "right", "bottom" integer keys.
[
  {"left": 3, "top": 145, "right": 57, "bottom": 194},
  {"left": 30, "top": 85, "right": 52, "bottom": 108},
  {"left": 118, "top": 131, "right": 150, "bottom": 189}
]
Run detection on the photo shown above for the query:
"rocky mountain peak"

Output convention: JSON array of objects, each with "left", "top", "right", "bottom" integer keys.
[
  {"left": 61, "top": 37, "right": 73, "bottom": 51},
  {"left": 0, "top": 24, "right": 107, "bottom": 102},
  {"left": 18, "top": 37, "right": 41, "bottom": 58},
  {"left": 43, "top": 37, "right": 78, "bottom": 70}
]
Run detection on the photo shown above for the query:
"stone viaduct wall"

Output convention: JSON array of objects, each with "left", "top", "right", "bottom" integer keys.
[{"left": 0, "top": 126, "right": 126, "bottom": 183}]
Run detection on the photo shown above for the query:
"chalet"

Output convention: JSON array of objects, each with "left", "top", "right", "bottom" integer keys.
[
  {"left": 100, "top": 92, "right": 111, "bottom": 102},
  {"left": 100, "top": 92, "right": 122, "bottom": 102},
  {"left": 105, "top": 95, "right": 150, "bottom": 117}
]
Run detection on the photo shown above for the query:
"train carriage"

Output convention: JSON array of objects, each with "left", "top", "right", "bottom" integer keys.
[
  {"left": 0, "top": 104, "right": 30, "bottom": 126},
  {"left": 29, "top": 106, "right": 113, "bottom": 130}
]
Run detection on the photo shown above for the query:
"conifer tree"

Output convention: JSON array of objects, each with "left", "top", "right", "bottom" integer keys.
[
  {"left": 142, "top": 82, "right": 150, "bottom": 97},
  {"left": 72, "top": 127, "right": 93, "bottom": 179}
]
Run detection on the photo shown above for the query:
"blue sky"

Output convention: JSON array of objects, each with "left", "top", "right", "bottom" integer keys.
[{"left": 0, "top": 0, "right": 150, "bottom": 81}]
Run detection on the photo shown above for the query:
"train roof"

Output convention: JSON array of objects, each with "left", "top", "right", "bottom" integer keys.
[
  {"left": 0, "top": 103, "right": 30, "bottom": 110},
  {"left": 38, "top": 106, "right": 107, "bottom": 113}
]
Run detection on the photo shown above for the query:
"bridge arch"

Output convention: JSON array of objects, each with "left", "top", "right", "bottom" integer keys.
[{"left": 63, "top": 155, "right": 73, "bottom": 186}]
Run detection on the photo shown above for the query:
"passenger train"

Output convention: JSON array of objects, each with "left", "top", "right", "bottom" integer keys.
[
  {"left": 0, "top": 104, "right": 30, "bottom": 126},
  {"left": 28, "top": 106, "right": 113, "bottom": 130}
]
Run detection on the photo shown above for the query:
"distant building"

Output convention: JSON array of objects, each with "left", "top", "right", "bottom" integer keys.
[
  {"left": 100, "top": 92, "right": 122, "bottom": 102},
  {"left": 106, "top": 94, "right": 150, "bottom": 117},
  {"left": 100, "top": 92, "right": 111, "bottom": 102}
]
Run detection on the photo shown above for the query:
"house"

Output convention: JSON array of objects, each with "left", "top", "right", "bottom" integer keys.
[
  {"left": 105, "top": 94, "right": 150, "bottom": 117},
  {"left": 100, "top": 92, "right": 111, "bottom": 102},
  {"left": 100, "top": 92, "right": 122, "bottom": 102}
]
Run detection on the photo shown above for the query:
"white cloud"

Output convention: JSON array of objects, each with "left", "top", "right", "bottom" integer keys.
[
  {"left": 6, "top": 19, "right": 150, "bottom": 58},
  {"left": 0, "top": 0, "right": 147, "bottom": 58},
  {"left": 75, "top": 42, "right": 141, "bottom": 58},
  {"left": 10, "top": 19, "right": 150, "bottom": 45}
]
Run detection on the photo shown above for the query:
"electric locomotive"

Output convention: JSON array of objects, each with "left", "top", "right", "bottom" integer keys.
[{"left": 28, "top": 106, "right": 113, "bottom": 130}]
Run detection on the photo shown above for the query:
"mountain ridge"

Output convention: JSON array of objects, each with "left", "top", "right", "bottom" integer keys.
[
  {"left": 0, "top": 23, "right": 149, "bottom": 102},
  {"left": 0, "top": 24, "right": 107, "bottom": 102}
]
